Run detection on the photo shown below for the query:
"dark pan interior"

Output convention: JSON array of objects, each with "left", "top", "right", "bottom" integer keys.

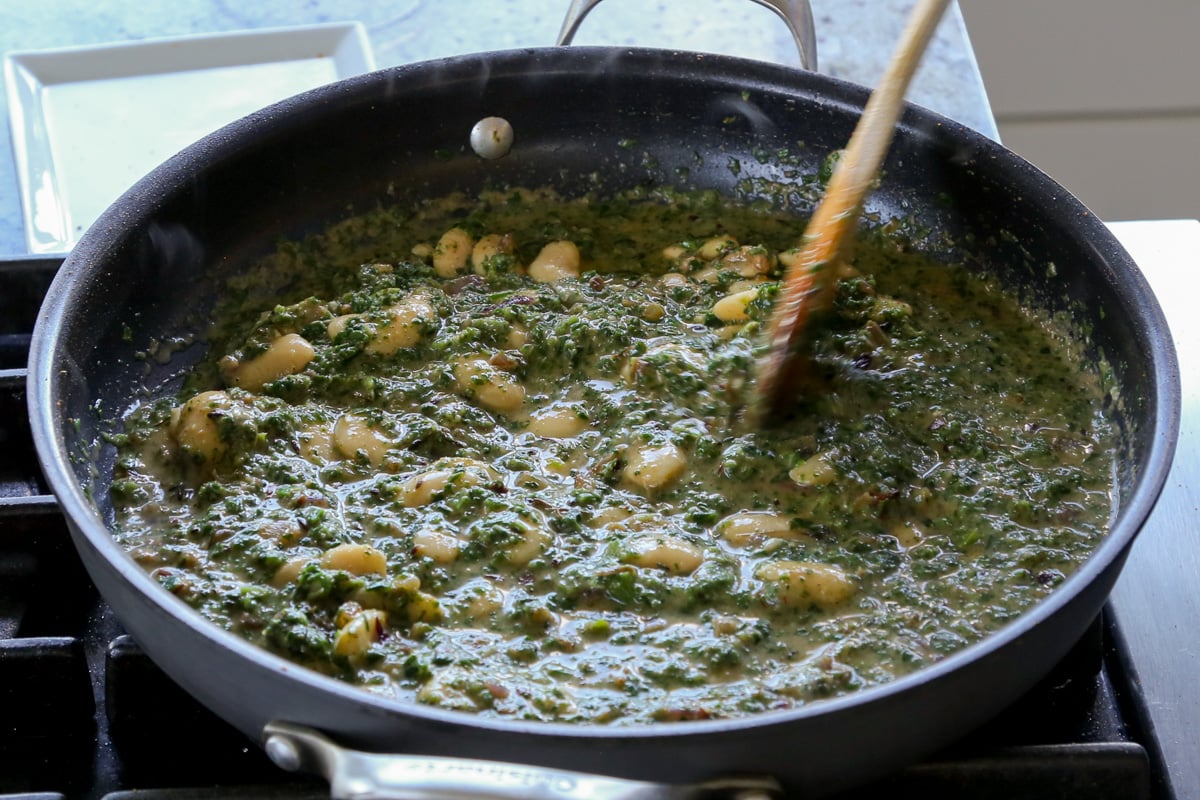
[{"left": 33, "top": 48, "right": 1178, "bottom": 796}]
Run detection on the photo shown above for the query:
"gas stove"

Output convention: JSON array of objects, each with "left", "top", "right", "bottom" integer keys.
[{"left": 2, "top": 220, "right": 1196, "bottom": 799}]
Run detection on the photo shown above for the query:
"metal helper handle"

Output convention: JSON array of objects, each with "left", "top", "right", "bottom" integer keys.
[
  {"left": 556, "top": 0, "right": 818, "bottom": 72},
  {"left": 264, "top": 721, "right": 782, "bottom": 800}
]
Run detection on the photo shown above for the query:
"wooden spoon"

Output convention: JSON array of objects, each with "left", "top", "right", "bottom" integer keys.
[{"left": 755, "top": 0, "right": 952, "bottom": 416}]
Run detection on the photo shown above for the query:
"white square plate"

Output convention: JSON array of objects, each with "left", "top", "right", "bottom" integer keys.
[{"left": 5, "top": 23, "right": 375, "bottom": 254}]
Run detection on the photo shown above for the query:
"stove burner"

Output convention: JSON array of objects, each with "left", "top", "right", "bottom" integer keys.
[{"left": 0, "top": 255, "right": 1164, "bottom": 800}]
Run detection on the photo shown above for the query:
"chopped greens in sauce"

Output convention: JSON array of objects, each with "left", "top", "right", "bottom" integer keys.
[{"left": 111, "top": 187, "right": 1115, "bottom": 725}]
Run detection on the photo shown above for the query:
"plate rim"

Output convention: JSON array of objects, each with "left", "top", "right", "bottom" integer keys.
[{"left": 3, "top": 20, "right": 376, "bottom": 254}]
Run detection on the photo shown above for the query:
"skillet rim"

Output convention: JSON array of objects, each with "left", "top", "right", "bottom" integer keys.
[{"left": 27, "top": 45, "right": 1181, "bottom": 746}]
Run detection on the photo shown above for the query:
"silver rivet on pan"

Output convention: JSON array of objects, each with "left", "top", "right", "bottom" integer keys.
[
  {"left": 264, "top": 734, "right": 303, "bottom": 772},
  {"left": 470, "top": 116, "right": 514, "bottom": 159}
]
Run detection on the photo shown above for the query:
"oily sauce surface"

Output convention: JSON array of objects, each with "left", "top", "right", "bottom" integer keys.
[{"left": 110, "top": 188, "right": 1115, "bottom": 724}]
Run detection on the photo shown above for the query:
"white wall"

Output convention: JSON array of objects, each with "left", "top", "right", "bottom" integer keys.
[{"left": 958, "top": 0, "right": 1200, "bottom": 221}]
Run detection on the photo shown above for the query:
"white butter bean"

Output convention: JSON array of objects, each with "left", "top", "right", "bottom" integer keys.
[
  {"left": 400, "top": 458, "right": 497, "bottom": 507},
  {"left": 326, "top": 314, "right": 356, "bottom": 340},
  {"left": 413, "top": 529, "right": 461, "bottom": 564},
  {"left": 711, "top": 288, "right": 759, "bottom": 323},
  {"left": 623, "top": 442, "right": 687, "bottom": 491},
  {"left": 433, "top": 227, "right": 474, "bottom": 277},
  {"left": 271, "top": 556, "right": 313, "bottom": 588},
  {"left": 471, "top": 233, "right": 516, "bottom": 274},
  {"left": 527, "top": 403, "right": 588, "bottom": 438},
  {"left": 366, "top": 298, "right": 436, "bottom": 355},
  {"left": 505, "top": 323, "right": 530, "bottom": 349},
  {"left": 449, "top": 578, "right": 506, "bottom": 622},
  {"left": 719, "top": 511, "right": 804, "bottom": 547},
  {"left": 720, "top": 245, "right": 773, "bottom": 277},
  {"left": 454, "top": 356, "right": 525, "bottom": 414},
  {"left": 298, "top": 425, "right": 334, "bottom": 464},
  {"left": 589, "top": 506, "right": 632, "bottom": 528},
  {"left": 333, "top": 414, "right": 390, "bottom": 467},
  {"left": 624, "top": 535, "right": 704, "bottom": 575},
  {"left": 698, "top": 235, "right": 738, "bottom": 260},
  {"left": 333, "top": 609, "right": 388, "bottom": 657},
  {"left": 755, "top": 561, "right": 856, "bottom": 608},
  {"left": 506, "top": 524, "right": 552, "bottom": 566},
  {"left": 789, "top": 453, "right": 838, "bottom": 486},
  {"left": 321, "top": 543, "right": 388, "bottom": 577},
  {"left": 171, "top": 390, "right": 232, "bottom": 464},
  {"left": 227, "top": 333, "right": 314, "bottom": 392},
  {"left": 527, "top": 240, "right": 581, "bottom": 283}
]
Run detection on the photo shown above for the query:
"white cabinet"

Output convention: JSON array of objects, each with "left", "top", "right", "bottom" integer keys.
[{"left": 959, "top": 0, "right": 1200, "bottom": 220}]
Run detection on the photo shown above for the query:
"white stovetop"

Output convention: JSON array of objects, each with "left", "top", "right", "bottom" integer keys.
[{"left": 1107, "top": 219, "right": 1200, "bottom": 800}]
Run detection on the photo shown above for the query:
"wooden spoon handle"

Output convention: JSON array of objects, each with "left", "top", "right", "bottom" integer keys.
[{"left": 756, "top": 0, "right": 952, "bottom": 412}]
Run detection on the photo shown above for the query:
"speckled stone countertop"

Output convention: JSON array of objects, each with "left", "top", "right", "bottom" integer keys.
[{"left": 0, "top": 0, "right": 995, "bottom": 255}]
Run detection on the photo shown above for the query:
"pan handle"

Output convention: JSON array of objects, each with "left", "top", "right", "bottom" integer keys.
[
  {"left": 555, "top": 0, "right": 818, "bottom": 72},
  {"left": 263, "top": 721, "right": 782, "bottom": 800}
]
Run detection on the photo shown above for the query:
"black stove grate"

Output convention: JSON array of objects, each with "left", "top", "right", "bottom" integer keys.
[{"left": 0, "top": 255, "right": 1161, "bottom": 800}]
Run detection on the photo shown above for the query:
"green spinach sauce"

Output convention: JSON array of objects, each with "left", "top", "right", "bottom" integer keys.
[{"left": 111, "top": 187, "right": 1115, "bottom": 724}]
